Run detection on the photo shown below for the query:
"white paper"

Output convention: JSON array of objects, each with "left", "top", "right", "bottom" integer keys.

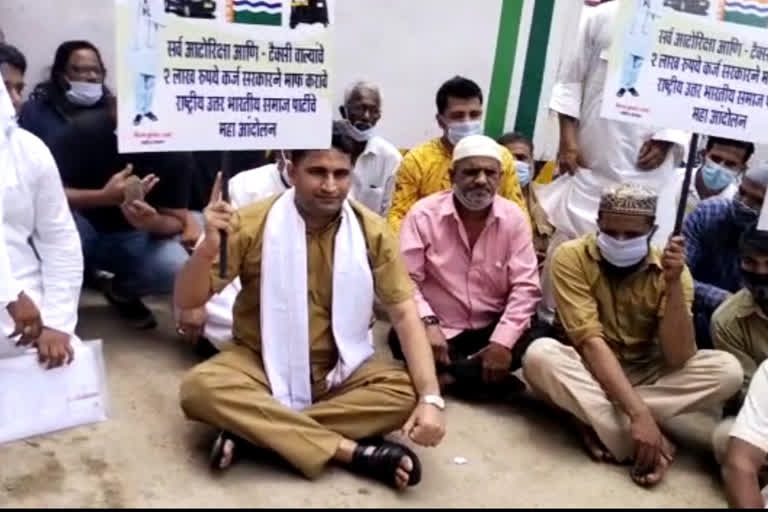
[{"left": 0, "top": 339, "right": 109, "bottom": 445}]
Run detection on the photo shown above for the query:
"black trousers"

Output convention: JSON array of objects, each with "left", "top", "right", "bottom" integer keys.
[{"left": 388, "top": 318, "right": 553, "bottom": 396}]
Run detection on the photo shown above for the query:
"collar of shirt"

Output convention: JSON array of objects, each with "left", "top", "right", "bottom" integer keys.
[
  {"left": 734, "top": 290, "right": 768, "bottom": 321},
  {"left": 583, "top": 233, "right": 663, "bottom": 270},
  {"left": 360, "top": 136, "right": 385, "bottom": 158}
]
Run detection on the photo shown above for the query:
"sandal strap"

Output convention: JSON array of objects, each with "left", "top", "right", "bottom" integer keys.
[{"left": 350, "top": 440, "right": 422, "bottom": 488}]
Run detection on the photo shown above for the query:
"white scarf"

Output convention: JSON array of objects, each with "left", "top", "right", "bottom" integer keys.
[{"left": 260, "top": 189, "right": 375, "bottom": 411}]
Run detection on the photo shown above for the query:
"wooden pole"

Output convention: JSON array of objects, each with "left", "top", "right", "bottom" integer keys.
[
  {"left": 219, "top": 151, "right": 232, "bottom": 278},
  {"left": 673, "top": 133, "right": 699, "bottom": 235}
]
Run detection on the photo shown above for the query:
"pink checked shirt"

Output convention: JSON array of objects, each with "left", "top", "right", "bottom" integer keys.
[{"left": 400, "top": 191, "right": 542, "bottom": 348}]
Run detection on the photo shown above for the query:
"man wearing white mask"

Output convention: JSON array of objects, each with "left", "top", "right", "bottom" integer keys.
[
  {"left": 336, "top": 82, "right": 402, "bottom": 216},
  {"left": 176, "top": 150, "right": 294, "bottom": 351},
  {"left": 0, "top": 43, "right": 84, "bottom": 367},
  {"left": 537, "top": 1, "right": 687, "bottom": 322},
  {"left": 387, "top": 76, "right": 527, "bottom": 232},
  {"left": 524, "top": 183, "right": 742, "bottom": 488}
]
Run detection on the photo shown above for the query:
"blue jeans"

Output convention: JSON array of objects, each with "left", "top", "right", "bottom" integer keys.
[{"left": 74, "top": 212, "right": 188, "bottom": 298}]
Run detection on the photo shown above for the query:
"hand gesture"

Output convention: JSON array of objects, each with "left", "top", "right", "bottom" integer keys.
[
  {"left": 662, "top": 236, "right": 686, "bottom": 283},
  {"left": 199, "top": 172, "right": 235, "bottom": 260},
  {"left": 401, "top": 402, "right": 446, "bottom": 447},
  {"left": 470, "top": 342, "right": 513, "bottom": 384},
  {"left": 35, "top": 328, "right": 74, "bottom": 369},
  {"left": 636, "top": 140, "right": 672, "bottom": 171},
  {"left": 630, "top": 410, "right": 664, "bottom": 476},
  {"left": 557, "top": 143, "right": 586, "bottom": 176},
  {"left": 121, "top": 199, "right": 159, "bottom": 231},
  {"left": 7, "top": 291, "right": 42, "bottom": 345}
]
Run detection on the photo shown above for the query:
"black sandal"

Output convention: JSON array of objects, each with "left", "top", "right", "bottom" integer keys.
[
  {"left": 349, "top": 440, "right": 422, "bottom": 488},
  {"left": 209, "top": 431, "right": 245, "bottom": 472}
]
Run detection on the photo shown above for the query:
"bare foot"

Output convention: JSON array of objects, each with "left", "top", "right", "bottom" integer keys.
[
  {"left": 575, "top": 421, "right": 617, "bottom": 463},
  {"left": 631, "top": 436, "right": 677, "bottom": 487},
  {"left": 219, "top": 438, "right": 236, "bottom": 470}
]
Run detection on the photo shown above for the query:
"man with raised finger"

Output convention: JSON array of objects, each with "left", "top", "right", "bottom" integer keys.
[
  {"left": 391, "top": 135, "right": 542, "bottom": 399},
  {"left": 523, "top": 183, "right": 742, "bottom": 487},
  {"left": 175, "top": 126, "right": 446, "bottom": 490}
]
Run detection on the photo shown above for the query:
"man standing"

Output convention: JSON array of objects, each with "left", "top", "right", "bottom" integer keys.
[
  {"left": 0, "top": 43, "right": 83, "bottom": 367},
  {"left": 538, "top": 1, "right": 687, "bottom": 320},
  {"left": 337, "top": 81, "right": 402, "bottom": 216},
  {"left": 393, "top": 135, "right": 541, "bottom": 397},
  {"left": 524, "top": 184, "right": 742, "bottom": 487},
  {"left": 387, "top": 76, "right": 527, "bottom": 232},
  {"left": 684, "top": 165, "right": 768, "bottom": 348},
  {"left": 176, "top": 129, "right": 446, "bottom": 489},
  {"left": 132, "top": 0, "right": 165, "bottom": 125}
]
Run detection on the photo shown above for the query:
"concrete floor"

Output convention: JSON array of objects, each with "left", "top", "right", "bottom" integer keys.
[{"left": 0, "top": 294, "right": 729, "bottom": 508}]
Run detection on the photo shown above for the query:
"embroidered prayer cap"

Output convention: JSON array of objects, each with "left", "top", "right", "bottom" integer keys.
[
  {"left": 452, "top": 135, "right": 502, "bottom": 164},
  {"left": 598, "top": 183, "right": 658, "bottom": 217},
  {"left": 745, "top": 162, "right": 768, "bottom": 187}
]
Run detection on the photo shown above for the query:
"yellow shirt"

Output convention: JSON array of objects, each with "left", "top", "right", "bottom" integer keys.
[
  {"left": 209, "top": 195, "right": 414, "bottom": 383},
  {"left": 713, "top": 289, "right": 768, "bottom": 397},
  {"left": 387, "top": 138, "right": 528, "bottom": 232},
  {"left": 552, "top": 234, "right": 694, "bottom": 365}
]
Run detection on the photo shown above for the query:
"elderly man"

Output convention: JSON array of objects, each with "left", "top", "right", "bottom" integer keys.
[
  {"left": 176, "top": 128, "right": 446, "bottom": 490},
  {"left": 337, "top": 81, "right": 402, "bottom": 216},
  {"left": 523, "top": 184, "right": 742, "bottom": 487},
  {"left": 684, "top": 165, "right": 768, "bottom": 348},
  {"left": 387, "top": 76, "right": 527, "bottom": 232},
  {"left": 391, "top": 135, "right": 541, "bottom": 397},
  {"left": 537, "top": 1, "right": 687, "bottom": 322},
  {"left": 0, "top": 44, "right": 83, "bottom": 366}
]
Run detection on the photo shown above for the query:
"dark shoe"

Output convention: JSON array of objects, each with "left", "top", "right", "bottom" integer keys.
[
  {"left": 133, "top": 114, "right": 143, "bottom": 126},
  {"left": 616, "top": 88, "right": 626, "bottom": 97},
  {"left": 349, "top": 438, "right": 422, "bottom": 489},
  {"left": 103, "top": 290, "right": 157, "bottom": 330},
  {"left": 145, "top": 112, "right": 159, "bottom": 122},
  {"left": 628, "top": 88, "right": 639, "bottom": 97}
]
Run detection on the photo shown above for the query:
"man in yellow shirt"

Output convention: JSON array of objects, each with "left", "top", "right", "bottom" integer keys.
[
  {"left": 523, "top": 184, "right": 742, "bottom": 488},
  {"left": 387, "top": 76, "right": 527, "bottom": 232}
]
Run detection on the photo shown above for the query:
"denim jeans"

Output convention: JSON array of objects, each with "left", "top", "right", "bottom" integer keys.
[{"left": 73, "top": 212, "right": 188, "bottom": 298}]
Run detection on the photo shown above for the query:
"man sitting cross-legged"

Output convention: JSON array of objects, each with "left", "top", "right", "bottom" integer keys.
[
  {"left": 176, "top": 129, "right": 446, "bottom": 490},
  {"left": 523, "top": 183, "right": 743, "bottom": 487},
  {"left": 390, "top": 135, "right": 543, "bottom": 398}
]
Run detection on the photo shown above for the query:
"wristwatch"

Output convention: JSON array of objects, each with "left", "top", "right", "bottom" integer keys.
[
  {"left": 422, "top": 315, "right": 440, "bottom": 326},
  {"left": 421, "top": 394, "right": 446, "bottom": 410}
]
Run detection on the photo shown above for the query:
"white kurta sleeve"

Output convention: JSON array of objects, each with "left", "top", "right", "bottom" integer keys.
[
  {"left": 29, "top": 140, "right": 84, "bottom": 336},
  {"left": 731, "top": 361, "right": 768, "bottom": 454},
  {"left": 549, "top": 5, "right": 593, "bottom": 119}
]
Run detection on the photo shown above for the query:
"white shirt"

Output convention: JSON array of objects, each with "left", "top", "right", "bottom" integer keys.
[
  {"left": 0, "top": 79, "right": 19, "bottom": 305},
  {"left": 538, "top": 1, "right": 688, "bottom": 247},
  {"left": 0, "top": 127, "right": 83, "bottom": 345},
  {"left": 203, "top": 163, "right": 289, "bottom": 347},
  {"left": 732, "top": 360, "right": 768, "bottom": 453},
  {"left": 349, "top": 136, "right": 402, "bottom": 216}
]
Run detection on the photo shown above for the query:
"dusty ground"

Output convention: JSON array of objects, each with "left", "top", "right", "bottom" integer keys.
[{"left": 0, "top": 293, "right": 728, "bottom": 508}]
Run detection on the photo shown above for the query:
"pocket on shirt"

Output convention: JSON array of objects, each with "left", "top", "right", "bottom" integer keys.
[{"left": 359, "top": 186, "right": 385, "bottom": 213}]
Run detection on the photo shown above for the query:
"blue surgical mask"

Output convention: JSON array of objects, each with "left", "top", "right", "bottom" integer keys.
[
  {"left": 700, "top": 158, "right": 737, "bottom": 192},
  {"left": 516, "top": 161, "right": 532, "bottom": 187},
  {"left": 65, "top": 80, "right": 104, "bottom": 107},
  {"left": 446, "top": 120, "right": 483, "bottom": 145},
  {"left": 596, "top": 232, "right": 650, "bottom": 268}
]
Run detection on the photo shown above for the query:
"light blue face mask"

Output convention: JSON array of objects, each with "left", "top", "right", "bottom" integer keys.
[
  {"left": 446, "top": 120, "right": 483, "bottom": 145},
  {"left": 700, "top": 158, "right": 737, "bottom": 192},
  {"left": 516, "top": 161, "right": 532, "bottom": 187}
]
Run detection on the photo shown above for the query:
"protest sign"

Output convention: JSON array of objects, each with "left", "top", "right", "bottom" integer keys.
[
  {"left": 115, "top": 0, "right": 334, "bottom": 153},
  {"left": 601, "top": 0, "right": 768, "bottom": 143}
]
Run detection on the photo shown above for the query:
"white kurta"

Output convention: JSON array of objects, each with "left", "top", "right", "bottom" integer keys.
[
  {"left": 133, "top": 0, "right": 165, "bottom": 75},
  {"left": 538, "top": 1, "right": 688, "bottom": 247},
  {"left": 0, "top": 128, "right": 84, "bottom": 356},
  {"left": 0, "top": 80, "right": 21, "bottom": 306},
  {"left": 349, "top": 136, "right": 402, "bottom": 216}
]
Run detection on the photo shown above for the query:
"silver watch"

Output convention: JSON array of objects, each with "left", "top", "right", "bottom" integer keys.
[{"left": 421, "top": 394, "right": 445, "bottom": 410}]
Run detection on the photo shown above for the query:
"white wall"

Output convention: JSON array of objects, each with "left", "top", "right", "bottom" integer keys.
[{"left": 1, "top": 0, "right": 503, "bottom": 148}]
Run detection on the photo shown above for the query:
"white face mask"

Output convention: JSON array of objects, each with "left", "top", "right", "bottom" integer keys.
[
  {"left": 65, "top": 80, "right": 104, "bottom": 107},
  {"left": 278, "top": 150, "right": 293, "bottom": 187},
  {"left": 453, "top": 183, "right": 494, "bottom": 211},
  {"left": 596, "top": 232, "right": 650, "bottom": 268},
  {"left": 516, "top": 161, "right": 532, "bottom": 187},
  {"left": 446, "top": 120, "right": 483, "bottom": 145},
  {"left": 341, "top": 118, "right": 375, "bottom": 142}
]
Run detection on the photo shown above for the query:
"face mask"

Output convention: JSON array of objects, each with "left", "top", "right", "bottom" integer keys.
[
  {"left": 742, "top": 269, "right": 768, "bottom": 308},
  {"left": 700, "top": 158, "right": 737, "bottom": 192},
  {"left": 453, "top": 184, "right": 494, "bottom": 211},
  {"left": 65, "top": 80, "right": 104, "bottom": 107},
  {"left": 446, "top": 120, "right": 483, "bottom": 145},
  {"left": 516, "top": 161, "right": 532, "bottom": 187},
  {"left": 733, "top": 199, "right": 759, "bottom": 228},
  {"left": 596, "top": 232, "right": 650, "bottom": 268},
  {"left": 340, "top": 118, "right": 374, "bottom": 142}
]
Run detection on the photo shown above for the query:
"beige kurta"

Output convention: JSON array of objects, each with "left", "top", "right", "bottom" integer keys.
[{"left": 180, "top": 195, "right": 417, "bottom": 478}]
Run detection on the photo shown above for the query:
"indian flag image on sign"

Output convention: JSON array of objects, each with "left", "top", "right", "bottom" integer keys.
[
  {"left": 228, "top": 0, "right": 283, "bottom": 25},
  {"left": 721, "top": 0, "right": 768, "bottom": 27}
]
